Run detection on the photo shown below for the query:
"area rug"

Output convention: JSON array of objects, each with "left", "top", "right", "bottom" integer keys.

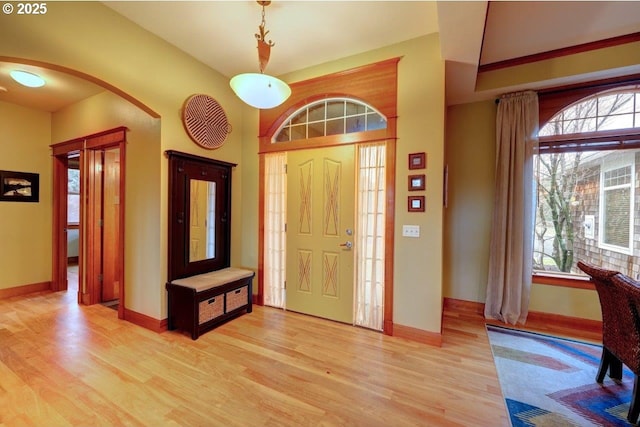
[{"left": 486, "top": 324, "right": 635, "bottom": 426}]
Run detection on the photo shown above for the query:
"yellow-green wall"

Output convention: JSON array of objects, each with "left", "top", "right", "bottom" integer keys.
[
  {"left": 0, "top": 101, "right": 52, "bottom": 289},
  {"left": 444, "top": 100, "right": 495, "bottom": 303},
  {"left": 444, "top": 100, "right": 602, "bottom": 321}
]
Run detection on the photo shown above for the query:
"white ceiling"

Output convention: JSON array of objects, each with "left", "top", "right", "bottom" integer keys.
[
  {"left": 480, "top": 1, "right": 640, "bottom": 65},
  {"left": 106, "top": 1, "right": 440, "bottom": 78},
  {"left": 1, "top": 1, "right": 640, "bottom": 112}
]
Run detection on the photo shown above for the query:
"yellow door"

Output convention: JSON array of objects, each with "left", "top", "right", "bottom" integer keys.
[{"left": 286, "top": 145, "right": 355, "bottom": 323}]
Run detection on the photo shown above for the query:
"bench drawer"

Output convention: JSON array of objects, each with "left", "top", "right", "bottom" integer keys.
[
  {"left": 226, "top": 286, "right": 248, "bottom": 312},
  {"left": 199, "top": 295, "right": 224, "bottom": 324}
]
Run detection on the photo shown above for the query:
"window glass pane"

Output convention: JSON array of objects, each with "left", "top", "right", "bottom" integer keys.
[
  {"left": 562, "top": 118, "right": 597, "bottom": 134},
  {"left": 325, "top": 118, "right": 344, "bottom": 136},
  {"left": 275, "top": 127, "right": 290, "bottom": 142},
  {"left": 599, "top": 113, "right": 634, "bottom": 131},
  {"left": 290, "top": 124, "right": 306, "bottom": 140},
  {"left": 539, "top": 120, "right": 561, "bottom": 137},
  {"left": 346, "top": 102, "right": 366, "bottom": 116},
  {"left": 346, "top": 116, "right": 366, "bottom": 133},
  {"left": 565, "top": 100, "right": 596, "bottom": 120},
  {"left": 308, "top": 121, "right": 324, "bottom": 138},
  {"left": 603, "top": 187, "right": 630, "bottom": 248},
  {"left": 68, "top": 169, "right": 80, "bottom": 194},
  {"left": 291, "top": 110, "right": 307, "bottom": 125},
  {"left": 604, "top": 166, "right": 631, "bottom": 187},
  {"left": 67, "top": 194, "right": 80, "bottom": 224},
  {"left": 599, "top": 93, "right": 634, "bottom": 115},
  {"left": 326, "top": 101, "right": 344, "bottom": 119},
  {"left": 308, "top": 102, "right": 325, "bottom": 122},
  {"left": 636, "top": 94, "right": 640, "bottom": 113},
  {"left": 366, "top": 113, "right": 387, "bottom": 131}
]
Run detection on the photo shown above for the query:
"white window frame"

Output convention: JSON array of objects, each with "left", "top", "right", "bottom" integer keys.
[{"left": 598, "top": 151, "right": 635, "bottom": 255}]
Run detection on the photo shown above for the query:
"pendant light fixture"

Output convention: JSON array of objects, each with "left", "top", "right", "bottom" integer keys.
[{"left": 230, "top": 1, "right": 291, "bottom": 109}]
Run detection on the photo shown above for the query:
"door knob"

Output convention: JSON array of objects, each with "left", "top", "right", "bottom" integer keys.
[{"left": 339, "top": 241, "right": 353, "bottom": 249}]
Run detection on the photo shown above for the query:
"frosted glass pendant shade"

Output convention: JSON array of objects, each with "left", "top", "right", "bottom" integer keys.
[
  {"left": 10, "top": 70, "right": 45, "bottom": 88},
  {"left": 230, "top": 73, "right": 291, "bottom": 109}
]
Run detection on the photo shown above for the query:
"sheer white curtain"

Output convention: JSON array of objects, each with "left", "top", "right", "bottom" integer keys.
[
  {"left": 355, "top": 143, "right": 386, "bottom": 330},
  {"left": 264, "top": 152, "right": 287, "bottom": 308},
  {"left": 485, "top": 91, "right": 539, "bottom": 325}
]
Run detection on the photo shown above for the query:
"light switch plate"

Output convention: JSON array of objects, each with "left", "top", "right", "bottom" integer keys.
[{"left": 402, "top": 225, "right": 420, "bottom": 238}]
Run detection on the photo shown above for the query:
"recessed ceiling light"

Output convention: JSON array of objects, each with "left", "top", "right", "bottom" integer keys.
[{"left": 10, "top": 70, "right": 45, "bottom": 88}]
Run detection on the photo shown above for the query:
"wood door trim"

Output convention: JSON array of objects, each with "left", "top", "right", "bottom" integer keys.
[
  {"left": 86, "top": 150, "right": 102, "bottom": 305},
  {"left": 117, "top": 144, "right": 126, "bottom": 319},
  {"left": 51, "top": 155, "right": 68, "bottom": 292},
  {"left": 50, "top": 128, "right": 127, "bottom": 317}
]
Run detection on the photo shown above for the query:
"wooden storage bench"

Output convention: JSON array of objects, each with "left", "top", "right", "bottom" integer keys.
[{"left": 166, "top": 267, "right": 255, "bottom": 340}]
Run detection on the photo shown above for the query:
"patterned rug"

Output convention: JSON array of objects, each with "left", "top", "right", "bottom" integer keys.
[{"left": 486, "top": 324, "right": 635, "bottom": 426}]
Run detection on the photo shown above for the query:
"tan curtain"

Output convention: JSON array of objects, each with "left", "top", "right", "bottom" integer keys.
[
  {"left": 485, "top": 91, "right": 539, "bottom": 325},
  {"left": 264, "top": 152, "right": 287, "bottom": 308},
  {"left": 355, "top": 143, "right": 386, "bottom": 330}
]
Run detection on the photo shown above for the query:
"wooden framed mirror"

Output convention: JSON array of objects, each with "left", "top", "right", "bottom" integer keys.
[{"left": 166, "top": 150, "right": 236, "bottom": 281}]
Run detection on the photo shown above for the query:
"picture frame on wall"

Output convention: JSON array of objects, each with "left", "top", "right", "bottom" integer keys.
[
  {"left": 408, "top": 152, "right": 426, "bottom": 170},
  {"left": 408, "top": 174, "right": 425, "bottom": 191},
  {"left": 0, "top": 170, "right": 40, "bottom": 202},
  {"left": 408, "top": 195, "right": 425, "bottom": 212}
]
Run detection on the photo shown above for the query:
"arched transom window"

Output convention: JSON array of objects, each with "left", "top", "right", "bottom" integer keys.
[
  {"left": 540, "top": 87, "right": 640, "bottom": 137},
  {"left": 273, "top": 97, "right": 387, "bottom": 143},
  {"left": 534, "top": 86, "right": 640, "bottom": 282}
]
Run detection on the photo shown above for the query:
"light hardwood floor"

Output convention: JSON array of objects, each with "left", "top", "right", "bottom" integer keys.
[{"left": 0, "top": 279, "right": 597, "bottom": 427}]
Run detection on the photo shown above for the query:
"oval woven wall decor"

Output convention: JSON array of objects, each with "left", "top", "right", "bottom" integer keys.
[{"left": 182, "top": 94, "right": 232, "bottom": 149}]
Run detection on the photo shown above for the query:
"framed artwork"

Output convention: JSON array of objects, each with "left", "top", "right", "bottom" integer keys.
[
  {"left": 0, "top": 170, "right": 39, "bottom": 202},
  {"left": 408, "top": 195, "right": 425, "bottom": 212},
  {"left": 408, "top": 152, "right": 426, "bottom": 170},
  {"left": 408, "top": 174, "right": 425, "bottom": 191}
]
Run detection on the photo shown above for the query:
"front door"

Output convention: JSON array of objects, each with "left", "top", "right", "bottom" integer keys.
[{"left": 286, "top": 145, "right": 355, "bottom": 323}]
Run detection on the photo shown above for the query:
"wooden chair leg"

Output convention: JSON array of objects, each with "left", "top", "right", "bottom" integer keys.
[
  {"left": 597, "top": 347, "right": 623, "bottom": 382},
  {"left": 609, "top": 357, "right": 623, "bottom": 381},
  {"left": 628, "top": 375, "right": 640, "bottom": 424},
  {"left": 597, "top": 348, "right": 612, "bottom": 383}
]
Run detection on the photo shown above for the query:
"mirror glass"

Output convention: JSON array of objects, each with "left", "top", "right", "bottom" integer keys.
[{"left": 189, "top": 179, "right": 216, "bottom": 262}]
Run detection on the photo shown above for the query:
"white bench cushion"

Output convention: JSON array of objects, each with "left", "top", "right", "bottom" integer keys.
[{"left": 171, "top": 267, "right": 254, "bottom": 292}]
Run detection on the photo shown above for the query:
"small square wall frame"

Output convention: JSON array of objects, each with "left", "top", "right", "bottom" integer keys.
[
  {"left": 408, "top": 152, "right": 426, "bottom": 170},
  {"left": 408, "top": 195, "right": 425, "bottom": 212}
]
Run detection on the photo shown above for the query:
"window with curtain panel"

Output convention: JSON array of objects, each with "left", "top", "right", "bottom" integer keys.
[{"left": 534, "top": 86, "right": 640, "bottom": 280}]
